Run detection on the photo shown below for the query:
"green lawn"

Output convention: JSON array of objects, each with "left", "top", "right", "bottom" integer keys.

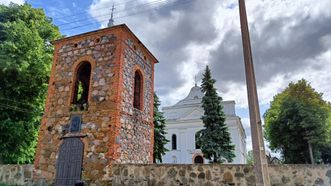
[{"left": 0, "top": 183, "right": 16, "bottom": 186}]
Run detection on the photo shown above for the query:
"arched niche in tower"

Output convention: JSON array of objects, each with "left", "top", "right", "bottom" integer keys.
[
  {"left": 133, "top": 69, "right": 143, "bottom": 110},
  {"left": 72, "top": 61, "right": 92, "bottom": 105}
]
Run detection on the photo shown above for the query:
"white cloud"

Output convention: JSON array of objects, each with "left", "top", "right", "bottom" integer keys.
[
  {"left": 88, "top": 0, "right": 331, "bottom": 153},
  {"left": 290, "top": 50, "right": 331, "bottom": 101},
  {"left": 87, "top": 0, "right": 331, "bottom": 105},
  {"left": 211, "top": 0, "right": 331, "bottom": 106},
  {"left": 225, "top": 50, "right": 331, "bottom": 109},
  {"left": 0, "top": 0, "right": 24, "bottom": 5}
]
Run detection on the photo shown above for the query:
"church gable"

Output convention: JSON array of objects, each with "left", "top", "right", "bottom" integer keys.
[{"left": 178, "top": 107, "right": 203, "bottom": 121}]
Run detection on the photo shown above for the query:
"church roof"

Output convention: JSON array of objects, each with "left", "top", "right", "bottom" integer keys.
[
  {"left": 162, "top": 84, "right": 236, "bottom": 121},
  {"left": 174, "top": 84, "right": 204, "bottom": 106}
]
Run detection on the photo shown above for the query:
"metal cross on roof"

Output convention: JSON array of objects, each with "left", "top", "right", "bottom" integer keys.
[{"left": 108, "top": 3, "right": 115, "bottom": 27}]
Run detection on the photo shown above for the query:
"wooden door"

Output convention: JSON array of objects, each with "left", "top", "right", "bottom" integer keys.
[{"left": 55, "top": 138, "right": 84, "bottom": 186}]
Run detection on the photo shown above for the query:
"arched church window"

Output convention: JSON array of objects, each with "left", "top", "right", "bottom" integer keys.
[
  {"left": 72, "top": 61, "right": 91, "bottom": 105},
  {"left": 172, "top": 134, "right": 177, "bottom": 150},
  {"left": 194, "top": 155, "right": 204, "bottom": 164},
  {"left": 195, "top": 132, "right": 200, "bottom": 149},
  {"left": 133, "top": 70, "right": 143, "bottom": 110}
]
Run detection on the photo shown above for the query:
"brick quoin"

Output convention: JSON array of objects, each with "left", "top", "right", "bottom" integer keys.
[{"left": 34, "top": 24, "right": 158, "bottom": 183}]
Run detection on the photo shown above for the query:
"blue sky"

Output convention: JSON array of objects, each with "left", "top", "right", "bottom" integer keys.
[
  {"left": 28, "top": 0, "right": 99, "bottom": 36},
  {"left": 2, "top": 0, "right": 331, "bottom": 153}
]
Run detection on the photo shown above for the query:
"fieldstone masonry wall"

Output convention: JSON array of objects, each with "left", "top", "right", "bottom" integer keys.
[
  {"left": 118, "top": 112, "right": 153, "bottom": 163},
  {"left": 121, "top": 39, "right": 154, "bottom": 120},
  {"left": 1, "top": 164, "right": 330, "bottom": 185},
  {"left": 111, "top": 164, "right": 331, "bottom": 186},
  {"left": 0, "top": 165, "right": 33, "bottom": 185},
  {"left": 117, "top": 38, "right": 154, "bottom": 163}
]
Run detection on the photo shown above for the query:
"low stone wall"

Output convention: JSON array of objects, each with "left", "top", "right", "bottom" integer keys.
[
  {"left": 0, "top": 164, "right": 34, "bottom": 185},
  {"left": 111, "top": 164, "right": 331, "bottom": 186},
  {"left": 111, "top": 164, "right": 255, "bottom": 185},
  {"left": 269, "top": 164, "right": 331, "bottom": 186},
  {"left": 0, "top": 164, "right": 330, "bottom": 185}
]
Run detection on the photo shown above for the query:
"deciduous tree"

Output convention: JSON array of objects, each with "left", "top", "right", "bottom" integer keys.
[
  {"left": 264, "top": 79, "right": 331, "bottom": 164},
  {"left": 0, "top": 3, "right": 61, "bottom": 164}
]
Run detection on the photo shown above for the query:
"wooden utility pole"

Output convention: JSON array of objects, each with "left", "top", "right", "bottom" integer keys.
[{"left": 238, "top": 0, "right": 270, "bottom": 185}]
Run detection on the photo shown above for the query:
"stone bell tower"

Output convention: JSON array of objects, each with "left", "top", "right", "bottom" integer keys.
[{"left": 34, "top": 24, "right": 157, "bottom": 184}]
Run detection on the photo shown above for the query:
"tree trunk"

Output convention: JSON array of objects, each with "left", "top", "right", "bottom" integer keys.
[{"left": 308, "top": 142, "right": 314, "bottom": 165}]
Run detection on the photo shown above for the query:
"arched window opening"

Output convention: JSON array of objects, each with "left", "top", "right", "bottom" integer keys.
[
  {"left": 73, "top": 61, "right": 91, "bottom": 105},
  {"left": 172, "top": 134, "right": 177, "bottom": 150},
  {"left": 133, "top": 70, "right": 143, "bottom": 110},
  {"left": 194, "top": 155, "right": 204, "bottom": 164},
  {"left": 195, "top": 132, "right": 200, "bottom": 149}
]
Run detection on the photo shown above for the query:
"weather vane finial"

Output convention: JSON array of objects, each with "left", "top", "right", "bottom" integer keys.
[
  {"left": 107, "top": 3, "right": 115, "bottom": 27},
  {"left": 194, "top": 75, "right": 197, "bottom": 86}
]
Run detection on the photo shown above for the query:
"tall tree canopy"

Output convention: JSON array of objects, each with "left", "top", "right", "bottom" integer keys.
[
  {"left": 264, "top": 79, "right": 331, "bottom": 164},
  {"left": 153, "top": 93, "right": 169, "bottom": 163},
  {"left": 0, "top": 3, "right": 61, "bottom": 164},
  {"left": 196, "top": 66, "right": 235, "bottom": 163}
]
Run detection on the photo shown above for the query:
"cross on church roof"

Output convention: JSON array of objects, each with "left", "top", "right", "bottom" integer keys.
[{"left": 107, "top": 3, "right": 115, "bottom": 27}]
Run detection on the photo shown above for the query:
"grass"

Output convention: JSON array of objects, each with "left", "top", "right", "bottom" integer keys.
[{"left": 0, "top": 183, "right": 16, "bottom": 186}]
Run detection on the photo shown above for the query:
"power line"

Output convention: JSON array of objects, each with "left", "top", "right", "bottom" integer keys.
[
  {"left": 57, "top": 0, "right": 168, "bottom": 27},
  {"left": 0, "top": 97, "right": 36, "bottom": 108},
  {"left": 0, "top": 103, "right": 39, "bottom": 114},
  {"left": 0, "top": 97, "right": 42, "bottom": 114},
  {"left": 58, "top": 0, "right": 167, "bottom": 27},
  {"left": 61, "top": 0, "right": 192, "bottom": 33},
  {"left": 51, "top": 0, "right": 141, "bottom": 20},
  {"left": 62, "top": 0, "right": 191, "bottom": 32}
]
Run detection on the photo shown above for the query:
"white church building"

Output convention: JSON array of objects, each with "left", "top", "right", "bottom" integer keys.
[{"left": 161, "top": 84, "right": 247, "bottom": 164}]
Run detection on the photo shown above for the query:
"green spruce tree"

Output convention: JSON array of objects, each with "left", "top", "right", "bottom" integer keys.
[
  {"left": 153, "top": 93, "right": 169, "bottom": 163},
  {"left": 196, "top": 66, "right": 235, "bottom": 163}
]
